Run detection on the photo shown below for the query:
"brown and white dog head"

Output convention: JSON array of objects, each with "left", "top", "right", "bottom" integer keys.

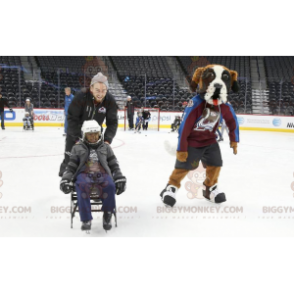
[{"left": 191, "top": 64, "right": 239, "bottom": 106}]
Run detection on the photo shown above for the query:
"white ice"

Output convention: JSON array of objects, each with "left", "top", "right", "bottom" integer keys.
[{"left": 0, "top": 127, "right": 294, "bottom": 237}]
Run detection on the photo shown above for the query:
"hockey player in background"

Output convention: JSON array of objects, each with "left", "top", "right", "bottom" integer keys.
[
  {"left": 24, "top": 99, "right": 34, "bottom": 130},
  {"left": 60, "top": 120, "right": 126, "bottom": 232},
  {"left": 23, "top": 112, "right": 34, "bottom": 130},
  {"left": 142, "top": 108, "right": 151, "bottom": 131},
  {"left": 171, "top": 115, "right": 181, "bottom": 132},
  {"left": 134, "top": 112, "right": 143, "bottom": 133}
]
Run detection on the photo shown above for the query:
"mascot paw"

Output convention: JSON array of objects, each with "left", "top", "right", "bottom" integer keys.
[
  {"left": 176, "top": 151, "right": 188, "bottom": 162},
  {"left": 230, "top": 142, "right": 238, "bottom": 155}
]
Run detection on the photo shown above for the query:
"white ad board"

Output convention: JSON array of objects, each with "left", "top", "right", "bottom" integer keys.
[{"left": 4, "top": 108, "right": 294, "bottom": 132}]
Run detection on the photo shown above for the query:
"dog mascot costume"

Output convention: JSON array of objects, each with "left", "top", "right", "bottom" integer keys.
[{"left": 160, "top": 64, "right": 240, "bottom": 207}]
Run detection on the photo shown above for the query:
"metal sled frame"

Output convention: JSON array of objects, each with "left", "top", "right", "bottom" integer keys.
[
  {"left": 70, "top": 188, "right": 117, "bottom": 229},
  {"left": 23, "top": 118, "right": 34, "bottom": 130}
]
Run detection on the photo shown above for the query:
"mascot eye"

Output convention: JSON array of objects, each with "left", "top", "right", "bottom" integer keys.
[
  {"left": 208, "top": 72, "right": 215, "bottom": 79},
  {"left": 222, "top": 74, "right": 230, "bottom": 81},
  {"left": 193, "top": 174, "right": 199, "bottom": 178},
  {"left": 203, "top": 72, "right": 215, "bottom": 80}
]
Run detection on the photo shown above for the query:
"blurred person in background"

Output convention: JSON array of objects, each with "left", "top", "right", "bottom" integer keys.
[
  {"left": 0, "top": 94, "right": 13, "bottom": 130},
  {"left": 64, "top": 87, "right": 74, "bottom": 136}
]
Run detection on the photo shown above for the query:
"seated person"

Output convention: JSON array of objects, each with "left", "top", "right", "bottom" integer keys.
[
  {"left": 23, "top": 112, "right": 33, "bottom": 129},
  {"left": 24, "top": 99, "right": 34, "bottom": 130},
  {"left": 171, "top": 116, "right": 181, "bottom": 132},
  {"left": 60, "top": 120, "right": 126, "bottom": 232}
]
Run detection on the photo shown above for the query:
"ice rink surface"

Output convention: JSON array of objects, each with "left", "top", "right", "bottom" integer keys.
[{"left": 0, "top": 126, "right": 294, "bottom": 237}]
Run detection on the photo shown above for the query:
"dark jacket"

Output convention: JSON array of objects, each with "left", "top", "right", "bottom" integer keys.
[
  {"left": 142, "top": 110, "right": 151, "bottom": 120},
  {"left": 126, "top": 100, "right": 135, "bottom": 116},
  {"left": 67, "top": 90, "right": 118, "bottom": 144},
  {"left": 62, "top": 139, "right": 124, "bottom": 182},
  {"left": 0, "top": 98, "right": 10, "bottom": 112}
]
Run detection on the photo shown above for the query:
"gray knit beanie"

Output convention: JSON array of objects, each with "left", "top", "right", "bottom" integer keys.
[{"left": 90, "top": 72, "right": 109, "bottom": 89}]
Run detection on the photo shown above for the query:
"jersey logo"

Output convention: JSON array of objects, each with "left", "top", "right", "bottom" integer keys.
[
  {"left": 187, "top": 99, "right": 194, "bottom": 108},
  {"left": 193, "top": 110, "right": 220, "bottom": 132},
  {"left": 98, "top": 107, "right": 106, "bottom": 113}
]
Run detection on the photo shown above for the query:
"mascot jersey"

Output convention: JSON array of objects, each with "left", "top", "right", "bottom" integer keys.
[{"left": 177, "top": 94, "right": 239, "bottom": 151}]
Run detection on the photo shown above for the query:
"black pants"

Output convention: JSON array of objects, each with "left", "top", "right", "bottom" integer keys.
[
  {"left": 128, "top": 114, "right": 134, "bottom": 129},
  {"left": 0, "top": 111, "right": 4, "bottom": 129},
  {"left": 175, "top": 143, "right": 223, "bottom": 170},
  {"left": 59, "top": 135, "right": 77, "bottom": 177},
  {"left": 143, "top": 120, "right": 148, "bottom": 130}
]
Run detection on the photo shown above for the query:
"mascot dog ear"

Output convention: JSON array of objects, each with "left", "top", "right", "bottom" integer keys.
[
  {"left": 230, "top": 70, "right": 239, "bottom": 93},
  {"left": 190, "top": 67, "right": 204, "bottom": 92}
]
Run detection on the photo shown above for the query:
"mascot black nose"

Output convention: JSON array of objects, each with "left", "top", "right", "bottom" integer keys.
[{"left": 214, "top": 83, "right": 222, "bottom": 89}]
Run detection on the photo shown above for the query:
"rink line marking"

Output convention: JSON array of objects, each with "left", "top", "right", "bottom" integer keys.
[
  {"left": 0, "top": 138, "right": 125, "bottom": 159},
  {"left": 0, "top": 137, "right": 7, "bottom": 142},
  {"left": 240, "top": 144, "right": 294, "bottom": 152},
  {"left": 112, "top": 138, "right": 125, "bottom": 149}
]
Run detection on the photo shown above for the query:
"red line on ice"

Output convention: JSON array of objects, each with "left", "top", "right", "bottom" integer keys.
[{"left": 0, "top": 138, "right": 125, "bottom": 159}]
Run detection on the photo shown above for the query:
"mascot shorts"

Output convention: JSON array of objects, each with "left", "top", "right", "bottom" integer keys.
[{"left": 175, "top": 143, "right": 222, "bottom": 170}]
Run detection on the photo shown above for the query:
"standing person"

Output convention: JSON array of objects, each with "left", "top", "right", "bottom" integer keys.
[
  {"left": 59, "top": 72, "right": 118, "bottom": 177},
  {"left": 64, "top": 87, "right": 74, "bottom": 136},
  {"left": 142, "top": 108, "right": 151, "bottom": 131},
  {"left": 0, "top": 94, "right": 13, "bottom": 130},
  {"left": 126, "top": 96, "right": 134, "bottom": 130}
]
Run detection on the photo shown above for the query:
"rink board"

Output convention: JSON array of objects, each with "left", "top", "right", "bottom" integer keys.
[{"left": 3, "top": 108, "right": 294, "bottom": 132}]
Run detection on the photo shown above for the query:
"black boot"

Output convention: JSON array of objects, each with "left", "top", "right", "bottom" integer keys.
[
  {"left": 81, "top": 221, "right": 91, "bottom": 231},
  {"left": 103, "top": 211, "right": 112, "bottom": 231},
  {"left": 160, "top": 184, "right": 178, "bottom": 207},
  {"left": 203, "top": 183, "right": 226, "bottom": 204}
]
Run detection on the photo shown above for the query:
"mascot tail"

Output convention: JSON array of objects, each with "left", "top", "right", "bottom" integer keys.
[{"left": 164, "top": 140, "right": 177, "bottom": 156}]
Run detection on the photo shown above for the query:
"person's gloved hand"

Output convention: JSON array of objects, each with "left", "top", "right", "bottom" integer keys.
[
  {"left": 115, "top": 177, "right": 126, "bottom": 195},
  {"left": 60, "top": 179, "right": 73, "bottom": 194},
  {"left": 177, "top": 151, "right": 188, "bottom": 162},
  {"left": 230, "top": 142, "right": 238, "bottom": 155}
]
